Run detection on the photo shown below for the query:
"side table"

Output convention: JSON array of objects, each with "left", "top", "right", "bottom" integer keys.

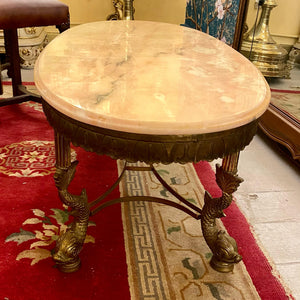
[{"left": 34, "top": 20, "right": 270, "bottom": 273}]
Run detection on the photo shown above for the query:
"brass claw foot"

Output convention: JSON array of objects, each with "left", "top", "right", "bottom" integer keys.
[
  {"left": 201, "top": 164, "right": 243, "bottom": 273},
  {"left": 53, "top": 161, "right": 90, "bottom": 273}
]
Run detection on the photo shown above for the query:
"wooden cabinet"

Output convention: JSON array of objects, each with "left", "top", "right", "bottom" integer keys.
[{"left": 259, "top": 96, "right": 300, "bottom": 162}]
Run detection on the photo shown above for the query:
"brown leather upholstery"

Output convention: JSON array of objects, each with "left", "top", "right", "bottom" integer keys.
[
  {"left": 0, "top": 0, "right": 69, "bottom": 29},
  {"left": 0, "top": 0, "right": 70, "bottom": 106}
]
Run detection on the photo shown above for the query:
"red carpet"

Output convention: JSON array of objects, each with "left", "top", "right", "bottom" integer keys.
[
  {"left": 194, "top": 162, "right": 293, "bottom": 300},
  {"left": 0, "top": 85, "right": 293, "bottom": 299},
  {"left": 0, "top": 102, "right": 130, "bottom": 300}
]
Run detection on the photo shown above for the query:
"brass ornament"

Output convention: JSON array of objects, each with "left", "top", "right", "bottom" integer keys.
[
  {"left": 201, "top": 164, "right": 243, "bottom": 272},
  {"left": 240, "top": 0, "right": 288, "bottom": 77},
  {"left": 42, "top": 101, "right": 256, "bottom": 273},
  {"left": 107, "top": 0, "right": 134, "bottom": 21},
  {"left": 107, "top": 0, "right": 124, "bottom": 20},
  {"left": 123, "top": 0, "right": 134, "bottom": 20},
  {"left": 53, "top": 161, "right": 90, "bottom": 272},
  {"left": 89, "top": 163, "right": 202, "bottom": 219},
  {"left": 42, "top": 101, "right": 258, "bottom": 165},
  {"left": 51, "top": 159, "right": 244, "bottom": 273},
  {"left": 19, "top": 42, "right": 47, "bottom": 69},
  {"left": 24, "top": 27, "right": 37, "bottom": 35}
]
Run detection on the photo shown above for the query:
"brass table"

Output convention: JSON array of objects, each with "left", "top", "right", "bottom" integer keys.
[{"left": 34, "top": 21, "right": 270, "bottom": 273}]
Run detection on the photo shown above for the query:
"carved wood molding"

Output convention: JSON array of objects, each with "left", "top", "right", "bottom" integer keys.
[{"left": 259, "top": 104, "right": 300, "bottom": 160}]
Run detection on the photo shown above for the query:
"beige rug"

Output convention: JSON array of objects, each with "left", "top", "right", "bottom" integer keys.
[
  {"left": 271, "top": 90, "right": 300, "bottom": 121},
  {"left": 119, "top": 161, "right": 260, "bottom": 300}
]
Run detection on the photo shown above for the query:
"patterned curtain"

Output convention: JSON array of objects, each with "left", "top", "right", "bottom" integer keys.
[{"left": 185, "top": 0, "right": 246, "bottom": 49}]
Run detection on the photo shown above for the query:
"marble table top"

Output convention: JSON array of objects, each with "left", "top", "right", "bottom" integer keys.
[{"left": 34, "top": 20, "right": 270, "bottom": 135}]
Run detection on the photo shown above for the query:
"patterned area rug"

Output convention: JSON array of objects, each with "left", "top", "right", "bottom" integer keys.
[
  {"left": 0, "top": 83, "right": 293, "bottom": 299},
  {"left": 0, "top": 85, "right": 130, "bottom": 300},
  {"left": 270, "top": 89, "right": 300, "bottom": 121},
  {"left": 119, "top": 161, "right": 260, "bottom": 299}
]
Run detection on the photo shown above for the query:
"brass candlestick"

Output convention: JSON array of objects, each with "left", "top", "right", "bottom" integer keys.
[
  {"left": 107, "top": 0, "right": 134, "bottom": 20},
  {"left": 240, "top": 0, "right": 288, "bottom": 77},
  {"left": 123, "top": 0, "right": 134, "bottom": 20}
]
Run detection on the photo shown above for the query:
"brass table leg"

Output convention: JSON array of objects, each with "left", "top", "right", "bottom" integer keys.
[
  {"left": 52, "top": 132, "right": 90, "bottom": 273},
  {"left": 201, "top": 152, "right": 243, "bottom": 272},
  {"left": 51, "top": 131, "right": 243, "bottom": 273}
]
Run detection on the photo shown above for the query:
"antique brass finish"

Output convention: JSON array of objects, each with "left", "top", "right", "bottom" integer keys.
[
  {"left": 42, "top": 101, "right": 258, "bottom": 165},
  {"left": 53, "top": 161, "right": 90, "bottom": 273},
  {"left": 54, "top": 131, "right": 71, "bottom": 168},
  {"left": 89, "top": 163, "right": 202, "bottom": 218},
  {"left": 201, "top": 164, "right": 243, "bottom": 272},
  {"left": 123, "top": 0, "right": 134, "bottom": 20},
  {"left": 52, "top": 132, "right": 90, "bottom": 272},
  {"left": 222, "top": 152, "right": 240, "bottom": 174},
  {"left": 52, "top": 153, "right": 243, "bottom": 273},
  {"left": 240, "top": 0, "right": 288, "bottom": 77},
  {"left": 107, "top": 0, "right": 134, "bottom": 21},
  {"left": 43, "top": 101, "right": 256, "bottom": 273}
]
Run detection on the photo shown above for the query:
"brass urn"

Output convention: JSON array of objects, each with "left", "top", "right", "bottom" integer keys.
[{"left": 240, "top": 0, "right": 288, "bottom": 77}]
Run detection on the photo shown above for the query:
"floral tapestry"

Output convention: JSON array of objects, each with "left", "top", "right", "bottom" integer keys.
[{"left": 185, "top": 0, "right": 242, "bottom": 47}]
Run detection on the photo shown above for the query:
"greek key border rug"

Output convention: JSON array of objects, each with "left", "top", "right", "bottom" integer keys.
[{"left": 119, "top": 161, "right": 260, "bottom": 300}]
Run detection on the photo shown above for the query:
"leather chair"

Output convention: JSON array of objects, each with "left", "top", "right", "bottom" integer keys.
[{"left": 0, "top": 0, "right": 69, "bottom": 107}]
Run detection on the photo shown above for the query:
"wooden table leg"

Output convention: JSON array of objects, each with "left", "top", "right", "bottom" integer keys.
[
  {"left": 4, "top": 29, "right": 22, "bottom": 96},
  {"left": 52, "top": 131, "right": 90, "bottom": 273}
]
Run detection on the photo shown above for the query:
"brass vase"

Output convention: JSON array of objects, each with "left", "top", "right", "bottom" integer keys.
[{"left": 240, "top": 0, "right": 288, "bottom": 77}]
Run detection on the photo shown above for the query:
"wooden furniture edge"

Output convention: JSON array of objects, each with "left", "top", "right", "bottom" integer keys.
[{"left": 259, "top": 103, "right": 300, "bottom": 161}]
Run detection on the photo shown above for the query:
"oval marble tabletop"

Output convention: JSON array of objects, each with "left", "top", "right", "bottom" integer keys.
[{"left": 34, "top": 20, "right": 270, "bottom": 135}]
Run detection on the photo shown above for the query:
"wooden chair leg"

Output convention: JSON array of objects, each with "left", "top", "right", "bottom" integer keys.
[
  {"left": 0, "top": 21, "right": 69, "bottom": 107},
  {"left": 56, "top": 13, "right": 70, "bottom": 33},
  {"left": 4, "top": 29, "right": 22, "bottom": 95},
  {"left": 1, "top": 54, "right": 10, "bottom": 95},
  {"left": 4, "top": 29, "right": 22, "bottom": 96},
  {"left": 0, "top": 66, "right": 3, "bottom": 95}
]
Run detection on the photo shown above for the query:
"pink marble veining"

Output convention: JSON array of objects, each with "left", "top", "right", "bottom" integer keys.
[{"left": 34, "top": 20, "right": 270, "bottom": 135}]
